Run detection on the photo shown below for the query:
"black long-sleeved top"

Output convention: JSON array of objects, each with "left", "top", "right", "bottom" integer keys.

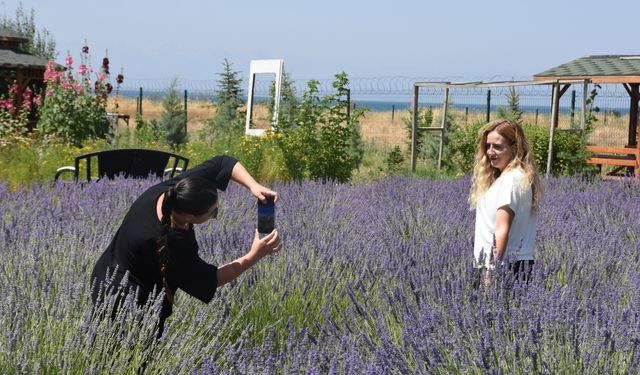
[{"left": 91, "top": 155, "right": 237, "bottom": 334}]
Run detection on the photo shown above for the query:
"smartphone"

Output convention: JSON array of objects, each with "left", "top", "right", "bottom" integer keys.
[{"left": 257, "top": 197, "right": 275, "bottom": 235}]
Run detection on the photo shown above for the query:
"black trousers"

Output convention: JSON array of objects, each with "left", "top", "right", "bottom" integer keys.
[{"left": 473, "top": 260, "right": 535, "bottom": 289}]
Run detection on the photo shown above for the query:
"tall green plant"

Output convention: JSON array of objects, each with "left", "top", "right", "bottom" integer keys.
[
  {"left": 404, "top": 106, "right": 433, "bottom": 156},
  {"left": 206, "top": 59, "right": 244, "bottom": 148},
  {"left": 268, "top": 72, "right": 298, "bottom": 127},
  {"left": 275, "top": 72, "right": 365, "bottom": 182},
  {"left": 38, "top": 47, "right": 114, "bottom": 146},
  {"left": 157, "top": 78, "right": 187, "bottom": 147},
  {"left": 405, "top": 100, "right": 457, "bottom": 169},
  {"left": 497, "top": 86, "right": 523, "bottom": 124},
  {"left": 0, "top": 2, "right": 57, "bottom": 60}
]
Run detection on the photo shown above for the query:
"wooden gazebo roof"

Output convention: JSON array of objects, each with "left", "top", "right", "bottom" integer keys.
[
  {"left": 534, "top": 55, "right": 640, "bottom": 149},
  {"left": 0, "top": 26, "right": 48, "bottom": 70},
  {"left": 533, "top": 55, "right": 640, "bottom": 84}
]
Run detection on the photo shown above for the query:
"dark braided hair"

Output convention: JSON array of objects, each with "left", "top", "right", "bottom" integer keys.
[{"left": 157, "top": 176, "right": 218, "bottom": 304}]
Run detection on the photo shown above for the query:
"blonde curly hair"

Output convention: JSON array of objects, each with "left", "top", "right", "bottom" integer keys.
[{"left": 469, "top": 119, "right": 541, "bottom": 212}]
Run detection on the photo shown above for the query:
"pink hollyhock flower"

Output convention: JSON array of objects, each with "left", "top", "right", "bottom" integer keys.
[
  {"left": 33, "top": 95, "right": 42, "bottom": 106},
  {"left": 9, "top": 84, "right": 19, "bottom": 95},
  {"left": 24, "top": 100, "right": 32, "bottom": 111},
  {"left": 65, "top": 55, "right": 73, "bottom": 67},
  {"left": 97, "top": 74, "right": 105, "bottom": 82},
  {"left": 22, "top": 87, "right": 32, "bottom": 100},
  {"left": 45, "top": 89, "right": 53, "bottom": 97},
  {"left": 61, "top": 80, "right": 72, "bottom": 90},
  {"left": 75, "top": 82, "right": 84, "bottom": 94},
  {"left": 78, "top": 64, "right": 88, "bottom": 75}
]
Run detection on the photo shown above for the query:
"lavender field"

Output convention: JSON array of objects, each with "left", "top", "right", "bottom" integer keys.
[{"left": 1, "top": 175, "right": 640, "bottom": 373}]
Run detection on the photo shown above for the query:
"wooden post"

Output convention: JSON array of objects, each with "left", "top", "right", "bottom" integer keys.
[
  {"left": 546, "top": 83, "right": 560, "bottom": 176},
  {"left": 438, "top": 88, "right": 449, "bottom": 170},
  {"left": 570, "top": 90, "right": 576, "bottom": 127},
  {"left": 628, "top": 83, "right": 639, "bottom": 146},
  {"left": 391, "top": 104, "right": 395, "bottom": 122},
  {"left": 581, "top": 80, "right": 588, "bottom": 132},
  {"left": 411, "top": 85, "right": 419, "bottom": 173},
  {"left": 535, "top": 109, "right": 539, "bottom": 125}
]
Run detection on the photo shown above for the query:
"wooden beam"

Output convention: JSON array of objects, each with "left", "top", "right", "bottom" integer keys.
[
  {"left": 535, "top": 75, "right": 640, "bottom": 84},
  {"left": 586, "top": 157, "right": 637, "bottom": 167},
  {"left": 585, "top": 145, "right": 638, "bottom": 154},
  {"left": 629, "top": 83, "right": 639, "bottom": 146}
]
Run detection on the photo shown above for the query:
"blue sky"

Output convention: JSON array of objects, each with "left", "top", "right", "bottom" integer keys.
[{"left": 4, "top": 0, "right": 639, "bottom": 82}]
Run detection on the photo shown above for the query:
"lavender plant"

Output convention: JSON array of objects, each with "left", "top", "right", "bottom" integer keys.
[{"left": 0, "top": 175, "right": 639, "bottom": 373}]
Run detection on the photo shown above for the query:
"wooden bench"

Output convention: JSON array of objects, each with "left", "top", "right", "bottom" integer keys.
[{"left": 585, "top": 145, "right": 640, "bottom": 176}]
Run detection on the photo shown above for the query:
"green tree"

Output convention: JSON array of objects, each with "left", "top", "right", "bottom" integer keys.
[
  {"left": 497, "top": 86, "right": 523, "bottom": 124},
  {"left": 404, "top": 106, "right": 433, "bottom": 156},
  {"left": 269, "top": 72, "right": 298, "bottom": 128},
  {"left": 409, "top": 101, "right": 457, "bottom": 170},
  {"left": 1, "top": 2, "right": 56, "bottom": 59},
  {"left": 157, "top": 78, "right": 187, "bottom": 148},
  {"left": 206, "top": 59, "right": 244, "bottom": 147}
]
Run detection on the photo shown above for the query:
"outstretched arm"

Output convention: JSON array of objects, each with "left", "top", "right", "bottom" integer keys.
[
  {"left": 230, "top": 162, "right": 278, "bottom": 203},
  {"left": 217, "top": 229, "right": 280, "bottom": 286}
]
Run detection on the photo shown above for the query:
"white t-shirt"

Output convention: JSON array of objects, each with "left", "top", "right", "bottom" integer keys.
[{"left": 473, "top": 168, "right": 536, "bottom": 268}]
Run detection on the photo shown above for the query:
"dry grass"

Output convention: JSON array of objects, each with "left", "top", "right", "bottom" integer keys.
[{"left": 107, "top": 96, "right": 632, "bottom": 149}]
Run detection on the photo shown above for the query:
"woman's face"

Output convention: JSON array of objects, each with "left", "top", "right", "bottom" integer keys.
[{"left": 485, "top": 130, "right": 514, "bottom": 172}]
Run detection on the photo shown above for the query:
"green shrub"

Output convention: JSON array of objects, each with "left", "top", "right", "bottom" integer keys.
[
  {"left": 449, "top": 121, "right": 590, "bottom": 176},
  {"left": 156, "top": 78, "right": 187, "bottom": 148},
  {"left": 274, "top": 72, "right": 365, "bottom": 183},
  {"left": 385, "top": 145, "right": 405, "bottom": 175}
]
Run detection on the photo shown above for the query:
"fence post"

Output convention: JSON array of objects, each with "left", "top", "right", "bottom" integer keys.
[
  {"left": 138, "top": 87, "right": 143, "bottom": 116},
  {"left": 346, "top": 88, "right": 351, "bottom": 123},
  {"left": 411, "top": 85, "right": 419, "bottom": 173},
  {"left": 391, "top": 104, "right": 395, "bottom": 122},
  {"left": 184, "top": 89, "right": 188, "bottom": 136},
  {"left": 570, "top": 90, "right": 576, "bottom": 127},
  {"left": 535, "top": 109, "right": 539, "bottom": 125},
  {"left": 465, "top": 107, "right": 468, "bottom": 125},
  {"left": 486, "top": 89, "right": 491, "bottom": 123}
]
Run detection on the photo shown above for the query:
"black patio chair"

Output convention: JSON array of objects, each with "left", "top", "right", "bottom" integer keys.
[{"left": 54, "top": 148, "right": 189, "bottom": 182}]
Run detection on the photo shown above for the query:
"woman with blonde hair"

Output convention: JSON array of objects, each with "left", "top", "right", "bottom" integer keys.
[{"left": 469, "top": 119, "right": 541, "bottom": 283}]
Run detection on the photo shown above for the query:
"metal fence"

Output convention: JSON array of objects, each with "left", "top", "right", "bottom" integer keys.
[{"left": 116, "top": 76, "right": 634, "bottom": 150}]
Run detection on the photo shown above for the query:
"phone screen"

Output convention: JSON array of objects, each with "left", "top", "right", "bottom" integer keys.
[{"left": 257, "top": 197, "right": 275, "bottom": 234}]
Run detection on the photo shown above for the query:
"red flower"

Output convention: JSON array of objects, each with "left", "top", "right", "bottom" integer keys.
[
  {"left": 116, "top": 74, "right": 124, "bottom": 84},
  {"left": 82, "top": 46, "right": 89, "bottom": 54},
  {"left": 102, "top": 57, "right": 109, "bottom": 68},
  {"left": 106, "top": 83, "right": 113, "bottom": 94}
]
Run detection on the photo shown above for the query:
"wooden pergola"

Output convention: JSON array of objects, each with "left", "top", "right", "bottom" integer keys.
[
  {"left": 410, "top": 79, "right": 588, "bottom": 176},
  {"left": 535, "top": 56, "right": 640, "bottom": 176}
]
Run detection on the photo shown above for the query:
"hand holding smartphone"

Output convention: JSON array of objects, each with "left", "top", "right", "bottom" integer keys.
[{"left": 257, "top": 196, "right": 275, "bottom": 235}]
